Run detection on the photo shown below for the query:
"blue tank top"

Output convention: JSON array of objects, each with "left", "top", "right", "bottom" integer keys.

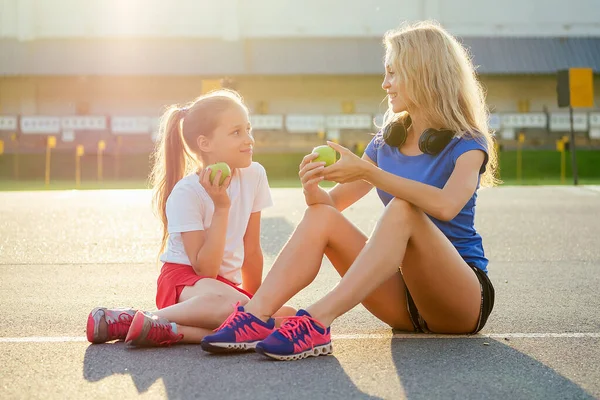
[{"left": 365, "top": 133, "right": 489, "bottom": 273}]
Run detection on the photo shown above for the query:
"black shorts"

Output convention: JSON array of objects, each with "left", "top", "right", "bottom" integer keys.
[{"left": 405, "top": 264, "right": 495, "bottom": 334}]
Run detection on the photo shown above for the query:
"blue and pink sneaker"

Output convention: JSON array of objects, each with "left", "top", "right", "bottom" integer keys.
[
  {"left": 200, "top": 303, "right": 276, "bottom": 353},
  {"left": 255, "top": 310, "right": 332, "bottom": 361}
]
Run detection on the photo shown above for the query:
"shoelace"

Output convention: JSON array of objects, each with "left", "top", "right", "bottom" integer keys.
[
  {"left": 147, "top": 320, "right": 183, "bottom": 346},
  {"left": 278, "top": 316, "right": 323, "bottom": 346},
  {"left": 107, "top": 312, "right": 133, "bottom": 340},
  {"left": 214, "top": 302, "right": 245, "bottom": 332}
]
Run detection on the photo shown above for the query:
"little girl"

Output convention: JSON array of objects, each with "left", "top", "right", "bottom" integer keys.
[{"left": 86, "top": 89, "right": 294, "bottom": 347}]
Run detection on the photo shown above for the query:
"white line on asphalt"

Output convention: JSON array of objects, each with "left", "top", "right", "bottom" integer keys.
[
  {"left": 1, "top": 332, "right": 599, "bottom": 343},
  {"left": 335, "top": 332, "right": 600, "bottom": 339},
  {"left": 0, "top": 336, "right": 89, "bottom": 343}
]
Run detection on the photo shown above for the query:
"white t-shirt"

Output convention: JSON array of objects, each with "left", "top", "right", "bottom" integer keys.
[{"left": 159, "top": 162, "right": 273, "bottom": 284}]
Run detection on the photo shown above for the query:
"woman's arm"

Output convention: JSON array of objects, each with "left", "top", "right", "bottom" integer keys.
[
  {"left": 363, "top": 151, "right": 485, "bottom": 221},
  {"left": 240, "top": 211, "right": 263, "bottom": 294},
  {"left": 302, "top": 152, "right": 374, "bottom": 212},
  {"left": 324, "top": 141, "right": 485, "bottom": 221},
  {"left": 328, "top": 154, "right": 375, "bottom": 212}
]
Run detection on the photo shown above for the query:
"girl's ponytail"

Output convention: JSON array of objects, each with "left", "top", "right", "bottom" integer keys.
[{"left": 149, "top": 106, "right": 193, "bottom": 255}]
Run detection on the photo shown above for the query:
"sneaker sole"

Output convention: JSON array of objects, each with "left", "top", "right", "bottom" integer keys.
[
  {"left": 255, "top": 343, "right": 333, "bottom": 361},
  {"left": 200, "top": 340, "right": 260, "bottom": 353}
]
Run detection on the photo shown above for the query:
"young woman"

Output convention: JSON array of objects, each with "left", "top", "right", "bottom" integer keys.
[{"left": 200, "top": 21, "right": 497, "bottom": 360}]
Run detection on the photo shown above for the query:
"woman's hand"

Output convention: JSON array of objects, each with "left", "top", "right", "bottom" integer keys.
[
  {"left": 299, "top": 152, "right": 326, "bottom": 192},
  {"left": 199, "top": 168, "right": 231, "bottom": 210},
  {"left": 323, "top": 141, "right": 371, "bottom": 184}
]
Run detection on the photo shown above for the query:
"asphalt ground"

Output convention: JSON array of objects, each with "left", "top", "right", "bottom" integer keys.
[{"left": 1, "top": 186, "right": 599, "bottom": 399}]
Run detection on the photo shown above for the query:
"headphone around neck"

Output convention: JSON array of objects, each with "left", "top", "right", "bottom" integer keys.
[{"left": 382, "top": 113, "right": 455, "bottom": 156}]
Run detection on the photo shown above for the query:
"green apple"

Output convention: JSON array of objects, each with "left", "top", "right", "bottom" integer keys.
[
  {"left": 207, "top": 162, "right": 231, "bottom": 185},
  {"left": 312, "top": 145, "right": 337, "bottom": 167}
]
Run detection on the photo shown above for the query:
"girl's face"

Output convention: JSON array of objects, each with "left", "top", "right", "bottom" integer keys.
[
  {"left": 198, "top": 104, "right": 254, "bottom": 169},
  {"left": 381, "top": 59, "right": 409, "bottom": 113}
]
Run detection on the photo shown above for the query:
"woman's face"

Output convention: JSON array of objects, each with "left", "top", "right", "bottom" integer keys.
[{"left": 381, "top": 58, "right": 409, "bottom": 113}]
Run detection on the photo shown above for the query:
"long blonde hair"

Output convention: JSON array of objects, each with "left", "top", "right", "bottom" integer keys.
[
  {"left": 149, "top": 89, "right": 248, "bottom": 255},
  {"left": 382, "top": 21, "right": 499, "bottom": 187}
]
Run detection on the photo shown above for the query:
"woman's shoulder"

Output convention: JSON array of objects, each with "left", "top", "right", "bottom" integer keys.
[{"left": 451, "top": 132, "right": 488, "bottom": 152}]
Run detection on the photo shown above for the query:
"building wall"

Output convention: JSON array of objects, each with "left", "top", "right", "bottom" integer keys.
[{"left": 1, "top": 75, "right": 599, "bottom": 116}]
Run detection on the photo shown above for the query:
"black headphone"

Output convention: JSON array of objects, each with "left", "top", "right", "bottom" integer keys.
[{"left": 382, "top": 113, "right": 455, "bottom": 156}]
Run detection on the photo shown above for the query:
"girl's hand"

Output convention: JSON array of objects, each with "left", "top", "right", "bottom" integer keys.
[
  {"left": 323, "top": 141, "right": 370, "bottom": 184},
  {"left": 298, "top": 152, "right": 326, "bottom": 192},
  {"left": 199, "top": 168, "right": 232, "bottom": 210}
]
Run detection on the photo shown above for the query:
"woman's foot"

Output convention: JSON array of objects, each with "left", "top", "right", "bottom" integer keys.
[
  {"left": 86, "top": 308, "right": 137, "bottom": 344},
  {"left": 200, "top": 303, "right": 276, "bottom": 353},
  {"left": 124, "top": 311, "right": 183, "bottom": 347},
  {"left": 255, "top": 310, "right": 332, "bottom": 361}
]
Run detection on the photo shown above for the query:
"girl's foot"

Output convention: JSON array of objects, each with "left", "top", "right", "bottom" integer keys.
[
  {"left": 124, "top": 311, "right": 183, "bottom": 347},
  {"left": 86, "top": 308, "right": 136, "bottom": 344}
]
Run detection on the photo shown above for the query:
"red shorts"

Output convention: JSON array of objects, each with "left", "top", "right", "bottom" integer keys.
[{"left": 155, "top": 262, "right": 253, "bottom": 309}]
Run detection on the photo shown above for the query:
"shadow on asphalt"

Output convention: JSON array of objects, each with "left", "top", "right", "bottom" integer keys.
[
  {"left": 83, "top": 342, "right": 381, "bottom": 399},
  {"left": 389, "top": 337, "right": 595, "bottom": 399}
]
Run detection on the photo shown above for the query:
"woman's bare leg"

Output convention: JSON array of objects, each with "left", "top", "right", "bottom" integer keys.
[
  {"left": 244, "top": 204, "right": 413, "bottom": 330},
  {"left": 306, "top": 198, "right": 482, "bottom": 333}
]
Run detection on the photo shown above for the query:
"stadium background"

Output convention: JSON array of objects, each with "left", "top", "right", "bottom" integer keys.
[{"left": 0, "top": 0, "right": 599, "bottom": 184}]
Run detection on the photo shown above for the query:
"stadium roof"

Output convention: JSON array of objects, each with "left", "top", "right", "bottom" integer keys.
[
  {"left": 463, "top": 37, "right": 600, "bottom": 74},
  {"left": 0, "top": 37, "right": 599, "bottom": 76}
]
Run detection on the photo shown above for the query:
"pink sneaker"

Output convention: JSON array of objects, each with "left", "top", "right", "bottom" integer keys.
[
  {"left": 87, "top": 308, "right": 136, "bottom": 344},
  {"left": 200, "top": 303, "right": 276, "bottom": 353},
  {"left": 124, "top": 311, "right": 183, "bottom": 347},
  {"left": 255, "top": 310, "right": 332, "bottom": 361}
]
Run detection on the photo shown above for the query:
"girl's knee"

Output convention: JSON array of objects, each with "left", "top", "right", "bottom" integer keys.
[{"left": 196, "top": 292, "right": 248, "bottom": 309}]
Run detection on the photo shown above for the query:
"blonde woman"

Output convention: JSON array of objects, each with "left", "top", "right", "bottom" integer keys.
[{"left": 202, "top": 21, "right": 497, "bottom": 360}]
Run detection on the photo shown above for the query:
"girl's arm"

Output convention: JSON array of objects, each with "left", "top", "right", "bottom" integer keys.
[
  {"left": 181, "top": 206, "right": 229, "bottom": 277},
  {"left": 240, "top": 211, "right": 263, "bottom": 294},
  {"left": 181, "top": 168, "right": 232, "bottom": 277},
  {"left": 324, "top": 142, "right": 485, "bottom": 221}
]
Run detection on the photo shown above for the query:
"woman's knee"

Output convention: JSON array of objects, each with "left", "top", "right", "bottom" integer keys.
[
  {"left": 304, "top": 203, "right": 338, "bottom": 217},
  {"left": 302, "top": 203, "right": 340, "bottom": 226},
  {"left": 383, "top": 198, "right": 417, "bottom": 223}
]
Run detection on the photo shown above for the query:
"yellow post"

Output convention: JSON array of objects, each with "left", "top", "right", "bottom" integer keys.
[
  {"left": 557, "top": 139, "right": 566, "bottom": 184},
  {"left": 45, "top": 136, "right": 56, "bottom": 187},
  {"left": 517, "top": 133, "right": 525, "bottom": 183},
  {"left": 76, "top": 145, "right": 84, "bottom": 188},
  {"left": 97, "top": 140, "right": 106, "bottom": 181},
  {"left": 11, "top": 133, "right": 19, "bottom": 180},
  {"left": 0, "top": 140, "right": 4, "bottom": 155},
  {"left": 356, "top": 141, "right": 366, "bottom": 155},
  {"left": 115, "top": 136, "right": 122, "bottom": 179}
]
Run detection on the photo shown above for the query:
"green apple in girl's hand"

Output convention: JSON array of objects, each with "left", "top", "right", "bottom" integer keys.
[
  {"left": 312, "top": 145, "right": 337, "bottom": 167},
  {"left": 207, "top": 162, "right": 231, "bottom": 185}
]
